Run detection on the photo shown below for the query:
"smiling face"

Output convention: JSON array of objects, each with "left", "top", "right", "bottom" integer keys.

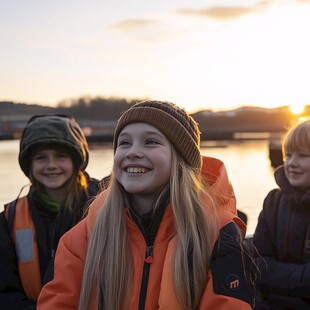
[
  {"left": 31, "top": 146, "right": 74, "bottom": 200},
  {"left": 114, "top": 123, "right": 172, "bottom": 213},
  {"left": 284, "top": 148, "right": 310, "bottom": 190}
]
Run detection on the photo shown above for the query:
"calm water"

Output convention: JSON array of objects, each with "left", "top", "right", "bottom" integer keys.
[{"left": 0, "top": 139, "right": 277, "bottom": 236}]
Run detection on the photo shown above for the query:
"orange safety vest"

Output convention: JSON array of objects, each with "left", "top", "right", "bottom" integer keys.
[{"left": 5, "top": 196, "right": 41, "bottom": 301}]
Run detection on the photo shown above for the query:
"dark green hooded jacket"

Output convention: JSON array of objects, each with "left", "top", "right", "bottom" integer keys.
[{"left": 0, "top": 114, "right": 102, "bottom": 310}]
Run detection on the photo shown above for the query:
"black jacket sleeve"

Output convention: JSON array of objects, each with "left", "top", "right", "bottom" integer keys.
[
  {"left": 0, "top": 212, "right": 36, "bottom": 310},
  {"left": 211, "top": 222, "right": 257, "bottom": 308}
]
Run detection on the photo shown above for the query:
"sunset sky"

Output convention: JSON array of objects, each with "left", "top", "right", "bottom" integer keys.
[{"left": 1, "top": 0, "right": 310, "bottom": 113}]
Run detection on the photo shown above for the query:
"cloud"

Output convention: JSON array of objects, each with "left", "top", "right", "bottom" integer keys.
[
  {"left": 110, "top": 19, "right": 157, "bottom": 31},
  {"left": 106, "top": 1, "right": 272, "bottom": 42},
  {"left": 177, "top": 7, "right": 252, "bottom": 19},
  {"left": 177, "top": 2, "right": 269, "bottom": 20},
  {"left": 108, "top": 18, "right": 187, "bottom": 43}
]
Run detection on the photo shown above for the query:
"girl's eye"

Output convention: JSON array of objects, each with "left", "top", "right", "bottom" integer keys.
[
  {"left": 146, "top": 139, "right": 159, "bottom": 145},
  {"left": 57, "top": 153, "right": 69, "bottom": 158},
  {"left": 118, "top": 140, "right": 130, "bottom": 147},
  {"left": 33, "top": 154, "right": 45, "bottom": 160}
]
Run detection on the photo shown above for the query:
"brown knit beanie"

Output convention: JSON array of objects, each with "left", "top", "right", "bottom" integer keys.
[{"left": 113, "top": 100, "right": 202, "bottom": 169}]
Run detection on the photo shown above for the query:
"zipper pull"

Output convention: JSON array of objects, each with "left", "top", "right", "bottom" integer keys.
[
  {"left": 145, "top": 245, "right": 153, "bottom": 264},
  {"left": 51, "top": 249, "right": 55, "bottom": 258}
]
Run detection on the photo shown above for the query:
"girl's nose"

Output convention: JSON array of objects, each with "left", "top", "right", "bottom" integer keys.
[
  {"left": 125, "top": 143, "right": 143, "bottom": 159},
  {"left": 47, "top": 157, "right": 57, "bottom": 168}
]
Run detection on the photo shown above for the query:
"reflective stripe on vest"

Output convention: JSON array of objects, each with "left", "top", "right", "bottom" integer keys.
[{"left": 5, "top": 196, "right": 41, "bottom": 301}]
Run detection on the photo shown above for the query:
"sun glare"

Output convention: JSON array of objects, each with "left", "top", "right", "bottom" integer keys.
[{"left": 289, "top": 103, "right": 304, "bottom": 115}]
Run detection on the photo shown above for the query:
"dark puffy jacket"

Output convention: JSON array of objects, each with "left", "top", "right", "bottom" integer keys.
[
  {"left": 253, "top": 166, "right": 310, "bottom": 309},
  {"left": 0, "top": 174, "right": 101, "bottom": 310}
]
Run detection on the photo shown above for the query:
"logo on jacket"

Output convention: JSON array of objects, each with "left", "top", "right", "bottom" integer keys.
[{"left": 225, "top": 274, "right": 240, "bottom": 291}]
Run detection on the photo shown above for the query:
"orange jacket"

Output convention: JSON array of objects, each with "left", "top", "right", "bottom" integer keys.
[
  {"left": 38, "top": 156, "right": 253, "bottom": 309},
  {"left": 5, "top": 196, "right": 41, "bottom": 301}
]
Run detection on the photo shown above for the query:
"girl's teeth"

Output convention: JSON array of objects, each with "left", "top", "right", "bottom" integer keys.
[{"left": 127, "top": 167, "right": 147, "bottom": 173}]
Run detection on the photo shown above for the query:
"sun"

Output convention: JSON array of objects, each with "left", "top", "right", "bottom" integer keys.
[{"left": 289, "top": 103, "right": 305, "bottom": 115}]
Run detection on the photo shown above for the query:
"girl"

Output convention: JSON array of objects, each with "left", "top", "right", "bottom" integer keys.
[
  {"left": 38, "top": 101, "right": 256, "bottom": 309},
  {"left": 254, "top": 119, "right": 310, "bottom": 309},
  {"left": 0, "top": 114, "right": 101, "bottom": 309}
]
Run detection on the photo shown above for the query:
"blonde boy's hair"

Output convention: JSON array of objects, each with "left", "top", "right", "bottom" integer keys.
[{"left": 283, "top": 120, "right": 310, "bottom": 158}]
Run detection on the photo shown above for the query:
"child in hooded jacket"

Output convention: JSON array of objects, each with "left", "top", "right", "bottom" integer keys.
[
  {"left": 0, "top": 114, "right": 101, "bottom": 310},
  {"left": 38, "top": 101, "right": 256, "bottom": 310},
  {"left": 253, "top": 119, "right": 310, "bottom": 309}
]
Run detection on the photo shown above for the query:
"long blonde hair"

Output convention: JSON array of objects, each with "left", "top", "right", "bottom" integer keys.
[{"left": 79, "top": 147, "right": 218, "bottom": 310}]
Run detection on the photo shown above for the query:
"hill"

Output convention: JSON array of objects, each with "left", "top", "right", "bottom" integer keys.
[{"left": 0, "top": 99, "right": 307, "bottom": 141}]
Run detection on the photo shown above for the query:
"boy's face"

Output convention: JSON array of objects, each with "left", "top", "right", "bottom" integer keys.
[
  {"left": 31, "top": 146, "right": 74, "bottom": 200},
  {"left": 284, "top": 148, "right": 310, "bottom": 190}
]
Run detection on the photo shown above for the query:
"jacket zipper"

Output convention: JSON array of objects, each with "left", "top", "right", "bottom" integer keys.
[{"left": 138, "top": 243, "right": 154, "bottom": 310}]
